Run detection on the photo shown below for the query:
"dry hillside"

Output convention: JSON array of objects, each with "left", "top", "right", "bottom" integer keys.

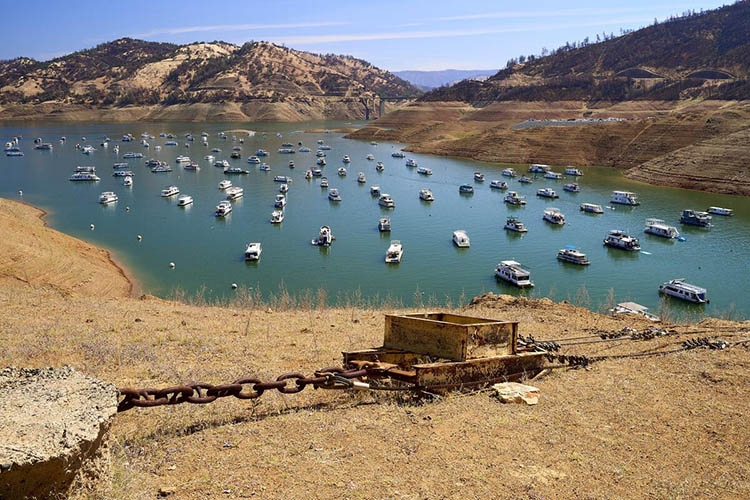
[
  {"left": 0, "top": 39, "right": 419, "bottom": 121},
  {"left": 1, "top": 196, "right": 749, "bottom": 499}
]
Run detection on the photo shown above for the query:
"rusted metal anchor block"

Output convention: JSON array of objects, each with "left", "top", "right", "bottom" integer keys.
[{"left": 343, "top": 313, "right": 547, "bottom": 391}]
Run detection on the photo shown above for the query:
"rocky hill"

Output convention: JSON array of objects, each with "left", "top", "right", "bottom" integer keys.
[
  {"left": 424, "top": 1, "right": 750, "bottom": 103},
  {"left": 0, "top": 38, "right": 419, "bottom": 121}
]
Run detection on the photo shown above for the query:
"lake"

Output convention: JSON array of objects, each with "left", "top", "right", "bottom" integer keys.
[{"left": 2, "top": 120, "right": 748, "bottom": 318}]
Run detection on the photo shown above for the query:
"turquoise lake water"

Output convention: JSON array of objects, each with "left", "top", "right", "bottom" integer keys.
[{"left": 1, "top": 121, "right": 748, "bottom": 318}]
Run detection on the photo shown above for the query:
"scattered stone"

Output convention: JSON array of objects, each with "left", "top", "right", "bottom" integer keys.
[{"left": 492, "top": 382, "right": 540, "bottom": 405}]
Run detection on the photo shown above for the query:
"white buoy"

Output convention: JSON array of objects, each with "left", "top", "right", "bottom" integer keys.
[
  {"left": 137, "top": 235, "right": 142, "bottom": 241},
  {"left": 125, "top": 206, "right": 130, "bottom": 212},
  {"left": 231, "top": 283, "right": 238, "bottom": 289},
  {"left": 90, "top": 223, "right": 95, "bottom": 230},
  {"left": 169, "top": 262, "right": 175, "bottom": 268}
]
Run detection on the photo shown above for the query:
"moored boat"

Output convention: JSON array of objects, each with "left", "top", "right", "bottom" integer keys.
[
  {"left": 312, "top": 225, "right": 334, "bottom": 246},
  {"left": 557, "top": 247, "right": 590, "bottom": 265},
  {"left": 490, "top": 180, "right": 508, "bottom": 189},
  {"left": 658, "top": 279, "right": 709, "bottom": 304},
  {"left": 378, "top": 193, "right": 395, "bottom": 208},
  {"left": 378, "top": 216, "right": 391, "bottom": 232},
  {"left": 452, "top": 230, "right": 470, "bottom": 248},
  {"left": 543, "top": 207, "right": 565, "bottom": 225},
  {"left": 536, "top": 187, "right": 558, "bottom": 198},
  {"left": 603, "top": 230, "right": 640, "bottom": 251},
  {"left": 707, "top": 206, "right": 733, "bottom": 216},
  {"left": 504, "top": 216, "right": 527, "bottom": 233},
  {"left": 494, "top": 260, "right": 533, "bottom": 287},
  {"left": 161, "top": 185, "right": 180, "bottom": 197},
  {"left": 215, "top": 200, "right": 232, "bottom": 217},
  {"left": 504, "top": 191, "right": 526, "bottom": 205},
  {"left": 244, "top": 242, "right": 262, "bottom": 261},
  {"left": 419, "top": 188, "right": 434, "bottom": 201},
  {"left": 611, "top": 190, "right": 640, "bottom": 206},
  {"left": 385, "top": 240, "right": 403, "bottom": 263},
  {"left": 644, "top": 218, "right": 680, "bottom": 239},
  {"left": 99, "top": 191, "right": 118, "bottom": 204},
  {"left": 177, "top": 195, "right": 193, "bottom": 207},
  {"left": 680, "top": 209, "right": 712, "bottom": 228},
  {"left": 580, "top": 202, "right": 603, "bottom": 214}
]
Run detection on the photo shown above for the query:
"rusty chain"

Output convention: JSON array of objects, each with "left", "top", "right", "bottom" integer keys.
[{"left": 117, "top": 367, "right": 368, "bottom": 412}]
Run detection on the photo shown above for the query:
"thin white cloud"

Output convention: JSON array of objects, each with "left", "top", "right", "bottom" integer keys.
[
  {"left": 272, "top": 17, "right": 654, "bottom": 45},
  {"left": 132, "top": 21, "right": 347, "bottom": 39},
  {"left": 432, "top": 5, "right": 686, "bottom": 22}
]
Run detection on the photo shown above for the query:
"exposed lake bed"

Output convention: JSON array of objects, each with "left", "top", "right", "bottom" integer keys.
[{"left": 2, "top": 121, "right": 748, "bottom": 318}]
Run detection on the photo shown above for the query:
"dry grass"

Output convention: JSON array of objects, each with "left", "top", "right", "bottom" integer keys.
[{"left": 1, "top": 198, "right": 749, "bottom": 499}]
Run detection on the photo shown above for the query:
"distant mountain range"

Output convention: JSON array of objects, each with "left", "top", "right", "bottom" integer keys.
[
  {"left": 423, "top": 1, "right": 750, "bottom": 102},
  {"left": 0, "top": 38, "right": 420, "bottom": 112},
  {"left": 393, "top": 69, "right": 498, "bottom": 90}
]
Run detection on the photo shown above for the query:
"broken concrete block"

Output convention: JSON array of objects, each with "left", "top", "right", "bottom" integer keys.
[{"left": 492, "top": 382, "right": 540, "bottom": 405}]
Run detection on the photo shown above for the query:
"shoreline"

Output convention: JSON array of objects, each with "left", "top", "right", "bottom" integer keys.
[{"left": 8, "top": 197, "right": 138, "bottom": 298}]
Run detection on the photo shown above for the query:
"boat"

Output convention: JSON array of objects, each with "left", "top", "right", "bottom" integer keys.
[
  {"left": 502, "top": 168, "right": 516, "bottom": 177},
  {"left": 177, "top": 195, "right": 193, "bottom": 207},
  {"left": 474, "top": 172, "right": 485, "bottom": 182},
  {"left": 610, "top": 302, "right": 660, "bottom": 322},
  {"left": 680, "top": 209, "right": 712, "bottom": 228},
  {"left": 644, "top": 218, "right": 680, "bottom": 239},
  {"left": 452, "top": 230, "right": 470, "bottom": 248},
  {"left": 317, "top": 158, "right": 327, "bottom": 166},
  {"left": 494, "top": 261, "right": 533, "bottom": 287},
  {"left": 247, "top": 156, "right": 261, "bottom": 164},
  {"left": 580, "top": 203, "right": 603, "bottom": 214},
  {"left": 543, "top": 208, "right": 565, "bottom": 225},
  {"left": 518, "top": 176, "right": 533, "bottom": 184},
  {"left": 288, "top": 161, "right": 295, "bottom": 168},
  {"left": 376, "top": 162, "right": 385, "bottom": 172},
  {"left": 405, "top": 158, "right": 418, "bottom": 167},
  {"left": 342, "top": 155, "right": 351, "bottom": 163},
  {"left": 225, "top": 187, "right": 244, "bottom": 200},
  {"left": 82, "top": 146, "right": 96, "bottom": 154},
  {"left": 274, "top": 194, "right": 287, "bottom": 208},
  {"left": 328, "top": 188, "right": 342, "bottom": 202},
  {"left": 99, "top": 192, "right": 118, "bottom": 204},
  {"left": 544, "top": 171, "right": 563, "bottom": 180},
  {"left": 113, "top": 162, "right": 129, "bottom": 169},
  {"left": 385, "top": 241, "right": 403, "bottom": 263},
  {"left": 603, "top": 230, "right": 640, "bottom": 251},
  {"left": 370, "top": 185, "right": 381, "bottom": 196},
  {"left": 366, "top": 154, "right": 375, "bottom": 160},
  {"left": 707, "top": 206, "right": 733, "bottom": 216},
  {"left": 565, "top": 167, "right": 583, "bottom": 176},
  {"left": 215, "top": 200, "right": 232, "bottom": 217},
  {"left": 255, "top": 149, "right": 268, "bottom": 156},
  {"left": 224, "top": 167, "right": 249, "bottom": 174},
  {"left": 184, "top": 162, "right": 200, "bottom": 170},
  {"left": 218, "top": 180, "right": 232, "bottom": 190},
  {"left": 165, "top": 141, "right": 178, "bottom": 146},
  {"left": 459, "top": 184, "right": 474, "bottom": 194},
  {"left": 69, "top": 172, "right": 101, "bottom": 181},
  {"left": 75, "top": 166, "right": 96, "bottom": 173},
  {"left": 112, "top": 170, "right": 135, "bottom": 177},
  {"left": 357, "top": 172, "right": 366, "bottom": 183},
  {"left": 305, "top": 170, "right": 313, "bottom": 180},
  {"left": 273, "top": 175, "right": 291, "bottom": 183},
  {"left": 392, "top": 152, "right": 405, "bottom": 158},
  {"left": 214, "top": 160, "right": 230, "bottom": 168},
  {"left": 557, "top": 247, "right": 590, "bottom": 265},
  {"left": 151, "top": 165, "right": 172, "bottom": 173},
  {"left": 299, "top": 147, "right": 311, "bottom": 153},
  {"left": 504, "top": 216, "right": 528, "bottom": 233},
  {"left": 658, "top": 279, "right": 709, "bottom": 304},
  {"left": 504, "top": 191, "right": 526, "bottom": 205},
  {"left": 161, "top": 186, "right": 180, "bottom": 197},
  {"left": 317, "top": 140, "right": 324, "bottom": 144},
  {"left": 123, "top": 134, "right": 134, "bottom": 142},
  {"left": 312, "top": 225, "right": 334, "bottom": 246},
  {"left": 211, "top": 148, "right": 222, "bottom": 153},
  {"left": 312, "top": 168, "right": 322, "bottom": 177},
  {"left": 316, "top": 150, "right": 326, "bottom": 157},
  {"left": 5, "top": 148, "right": 23, "bottom": 157},
  {"left": 417, "top": 167, "right": 432, "bottom": 175},
  {"left": 321, "top": 177, "right": 329, "bottom": 188},
  {"left": 378, "top": 216, "right": 391, "bottom": 232},
  {"left": 378, "top": 194, "right": 395, "bottom": 208},
  {"left": 270, "top": 210, "right": 284, "bottom": 223},
  {"left": 232, "top": 146, "right": 242, "bottom": 151},
  {"left": 370, "top": 141, "right": 377, "bottom": 146},
  {"left": 536, "top": 188, "right": 559, "bottom": 199},
  {"left": 281, "top": 142, "right": 293, "bottom": 148},
  {"left": 419, "top": 188, "right": 434, "bottom": 201},
  {"left": 611, "top": 190, "right": 640, "bottom": 206},
  {"left": 563, "top": 183, "right": 580, "bottom": 192},
  {"left": 529, "top": 164, "right": 550, "bottom": 173},
  {"left": 34, "top": 143, "right": 53, "bottom": 150},
  {"left": 122, "top": 152, "right": 142, "bottom": 158},
  {"left": 146, "top": 159, "right": 162, "bottom": 167},
  {"left": 278, "top": 148, "right": 295, "bottom": 154},
  {"left": 279, "top": 183, "right": 289, "bottom": 193},
  {"left": 244, "top": 242, "right": 262, "bottom": 261},
  {"left": 259, "top": 163, "right": 271, "bottom": 171},
  {"left": 338, "top": 167, "right": 347, "bottom": 176},
  {"left": 490, "top": 180, "right": 508, "bottom": 189},
  {"left": 123, "top": 176, "right": 133, "bottom": 187}
]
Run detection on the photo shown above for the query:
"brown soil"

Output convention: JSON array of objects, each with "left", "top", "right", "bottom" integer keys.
[
  {"left": 1, "top": 198, "right": 748, "bottom": 499},
  {"left": 346, "top": 99, "right": 750, "bottom": 195}
]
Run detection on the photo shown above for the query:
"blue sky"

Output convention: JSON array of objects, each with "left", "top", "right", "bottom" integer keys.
[{"left": 1, "top": 0, "right": 730, "bottom": 71}]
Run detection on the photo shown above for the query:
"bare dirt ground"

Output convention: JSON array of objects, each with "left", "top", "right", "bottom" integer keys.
[
  {"left": 346, "top": 99, "right": 750, "bottom": 195},
  {"left": 1, "top": 197, "right": 749, "bottom": 499}
]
